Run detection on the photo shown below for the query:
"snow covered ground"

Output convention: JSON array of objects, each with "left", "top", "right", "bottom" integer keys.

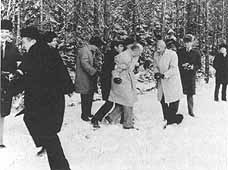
[{"left": 1, "top": 79, "right": 228, "bottom": 170}]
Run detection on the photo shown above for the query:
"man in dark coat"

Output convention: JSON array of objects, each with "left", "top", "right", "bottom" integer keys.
[
  {"left": 75, "top": 36, "right": 105, "bottom": 121},
  {"left": 177, "top": 34, "right": 201, "bottom": 117},
  {"left": 0, "top": 19, "right": 21, "bottom": 148},
  {"left": 15, "top": 26, "right": 72, "bottom": 170},
  {"left": 213, "top": 44, "right": 228, "bottom": 101},
  {"left": 91, "top": 40, "right": 124, "bottom": 128}
]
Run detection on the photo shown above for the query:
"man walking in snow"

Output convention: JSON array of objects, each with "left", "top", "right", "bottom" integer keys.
[
  {"left": 14, "top": 26, "right": 72, "bottom": 170},
  {"left": 154, "top": 40, "right": 183, "bottom": 128}
]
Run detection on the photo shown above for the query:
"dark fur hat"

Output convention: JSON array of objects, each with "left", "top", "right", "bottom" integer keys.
[
  {"left": 89, "top": 36, "right": 106, "bottom": 47},
  {"left": 123, "top": 37, "right": 135, "bottom": 46},
  {"left": 1, "top": 19, "right": 13, "bottom": 31},
  {"left": 110, "top": 40, "right": 124, "bottom": 49},
  {"left": 43, "top": 31, "right": 58, "bottom": 43},
  {"left": 20, "top": 26, "right": 40, "bottom": 40}
]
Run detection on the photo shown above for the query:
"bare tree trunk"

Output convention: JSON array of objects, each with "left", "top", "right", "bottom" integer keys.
[
  {"left": 16, "top": 0, "right": 21, "bottom": 46},
  {"left": 103, "top": 0, "right": 111, "bottom": 42},
  {"left": 161, "top": 0, "right": 166, "bottom": 39},
  {"left": 40, "top": 0, "right": 43, "bottom": 30},
  {"left": 198, "top": 0, "right": 201, "bottom": 49},
  {"left": 94, "top": 0, "right": 100, "bottom": 35},
  {"left": 204, "top": 0, "right": 209, "bottom": 83},
  {"left": 132, "top": 0, "right": 137, "bottom": 40},
  {"left": 73, "top": 0, "right": 81, "bottom": 41},
  {"left": 6, "top": 0, "right": 12, "bottom": 18},
  {"left": 226, "top": 0, "right": 228, "bottom": 45},
  {"left": 176, "top": 0, "right": 179, "bottom": 41},
  {"left": 222, "top": 0, "right": 225, "bottom": 40}
]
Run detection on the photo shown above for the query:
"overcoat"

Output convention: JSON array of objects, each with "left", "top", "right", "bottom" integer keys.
[
  {"left": 213, "top": 53, "right": 228, "bottom": 84},
  {"left": 108, "top": 49, "right": 138, "bottom": 107},
  {"left": 1, "top": 42, "right": 21, "bottom": 117},
  {"left": 100, "top": 49, "right": 118, "bottom": 100},
  {"left": 74, "top": 45, "right": 98, "bottom": 94},
  {"left": 177, "top": 48, "right": 201, "bottom": 95},
  {"left": 154, "top": 49, "right": 183, "bottom": 103},
  {"left": 18, "top": 43, "right": 74, "bottom": 147}
]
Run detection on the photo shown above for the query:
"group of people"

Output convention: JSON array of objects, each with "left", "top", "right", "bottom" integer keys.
[
  {"left": 1, "top": 18, "right": 227, "bottom": 170},
  {"left": 1, "top": 20, "right": 73, "bottom": 170},
  {"left": 153, "top": 34, "right": 202, "bottom": 128}
]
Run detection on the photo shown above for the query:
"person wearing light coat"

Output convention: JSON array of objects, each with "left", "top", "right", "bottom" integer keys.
[
  {"left": 106, "top": 43, "right": 143, "bottom": 129},
  {"left": 154, "top": 40, "right": 183, "bottom": 128}
]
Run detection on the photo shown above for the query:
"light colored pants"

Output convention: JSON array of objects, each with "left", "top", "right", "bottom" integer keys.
[
  {"left": 108, "top": 104, "right": 134, "bottom": 128},
  {"left": 0, "top": 116, "right": 4, "bottom": 145}
]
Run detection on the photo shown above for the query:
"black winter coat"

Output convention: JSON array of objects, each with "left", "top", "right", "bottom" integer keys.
[
  {"left": 213, "top": 53, "right": 228, "bottom": 84},
  {"left": 18, "top": 43, "right": 74, "bottom": 147},
  {"left": 177, "top": 48, "right": 201, "bottom": 95},
  {"left": 1, "top": 42, "right": 21, "bottom": 117},
  {"left": 100, "top": 49, "right": 118, "bottom": 100}
]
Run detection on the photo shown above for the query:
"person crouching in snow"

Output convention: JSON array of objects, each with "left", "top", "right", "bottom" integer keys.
[
  {"left": 105, "top": 43, "right": 143, "bottom": 129},
  {"left": 153, "top": 40, "right": 183, "bottom": 129}
]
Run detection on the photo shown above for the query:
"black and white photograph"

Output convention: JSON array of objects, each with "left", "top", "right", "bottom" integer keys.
[{"left": 0, "top": 0, "right": 228, "bottom": 170}]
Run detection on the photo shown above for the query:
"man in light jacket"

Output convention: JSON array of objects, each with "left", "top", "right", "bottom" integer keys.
[{"left": 154, "top": 40, "right": 183, "bottom": 128}]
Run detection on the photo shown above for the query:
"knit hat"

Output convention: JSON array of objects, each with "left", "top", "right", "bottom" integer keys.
[
  {"left": 1, "top": 19, "right": 13, "bottom": 31},
  {"left": 20, "top": 26, "right": 40, "bottom": 40}
]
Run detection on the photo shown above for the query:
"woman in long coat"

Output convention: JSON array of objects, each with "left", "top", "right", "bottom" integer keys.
[
  {"left": 213, "top": 44, "right": 228, "bottom": 101},
  {"left": 154, "top": 40, "right": 183, "bottom": 128},
  {"left": 106, "top": 43, "right": 143, "bottom": 129}
]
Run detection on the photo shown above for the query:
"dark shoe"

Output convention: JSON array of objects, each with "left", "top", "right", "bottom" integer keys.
[
  {"left": 214, "top": 97, "right": 219, "bottom": 102},
  {"left": 0, "top": 144, "right": 6, "bottom": 148},
  {"left": 189, "top": 112, "right": 195, "bottom": 117},
  {"left": 105, "top": 116, "right": 112, "bottom": 124},
  {"left": 123, "top": 126, "right": 135, "bottom": 129},
  {"left": 222, "top": 98, "right": 227, "bottom": 101},
  {"left": 37, "top": 147, "right": 46, "bottom": 156},
  {"left": 176, "top": 114, "right": 183, "bottom": 124},
  {"left": 92, "top": 120, "right": 100, "bottom": 128},
  {"left": 81, "top": 116, "right": 90, "bottom": 121}
]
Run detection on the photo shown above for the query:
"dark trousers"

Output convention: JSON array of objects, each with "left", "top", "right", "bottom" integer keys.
[
  {"left": 93, "top": 101, "right": 113, "bottom": 121},
  {"left": 160, "top": 96, "right": 180, "bottom": 124},
  {"left": 187, "top": 95, "right": 194, "bottom": 115},
  {"left": 80, "top": 93, "right": 94, "bottom": 119},
  {"left": 41, "top": 134, "right": 70, "bottom": 170},
  {"left": 214, "top": 82, "right": 227, "bottom": 101}
]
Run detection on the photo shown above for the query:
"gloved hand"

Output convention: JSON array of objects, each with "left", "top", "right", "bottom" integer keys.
[
  {"left": 154, "top": 73, "right": 164, "bottom": 80},
  {"left": 113, "top": 77, "right": 122, "bottom": 84},
  {"left": 182, "top": 63, "right": 193, "bottom": 70},
  {"left": 10, "top": 70, "right": 23, "bottom": 81}
]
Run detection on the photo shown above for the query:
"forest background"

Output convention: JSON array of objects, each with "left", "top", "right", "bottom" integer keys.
[{"left": 1, "top": 0, "right": 228, "bottom": 83}]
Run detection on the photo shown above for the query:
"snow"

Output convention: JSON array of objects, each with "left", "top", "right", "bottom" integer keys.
[{"left": 0, "top": 79, "right": 228, "bottom": 170}]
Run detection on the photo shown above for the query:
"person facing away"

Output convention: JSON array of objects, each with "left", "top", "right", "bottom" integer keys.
[
  {"left": 213, "top": 44, "right": 228, "bottom": 101},
  {"left": 106, "top": 43, "right": 144, "bottom": 129},
  {"left": 14, "top": 26, "right": 71, "bottom": 170},
  {"left": 91, "top": 40, "right": 125, "bottom": 128},
  {"left": 177, "top": 34, "right": 201, "bottom": 117},
  {"left": 33, "top": 31, "right": 74, "bottom": 157},
  {"left": 153, "top": 40, "right": 183, "bottom": 128},
  {"left": 0, "top": 19, "right": 21, "bottom": 148},
  {"left": 75, "top": 36, "right": 105, "bottom": 121}
]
